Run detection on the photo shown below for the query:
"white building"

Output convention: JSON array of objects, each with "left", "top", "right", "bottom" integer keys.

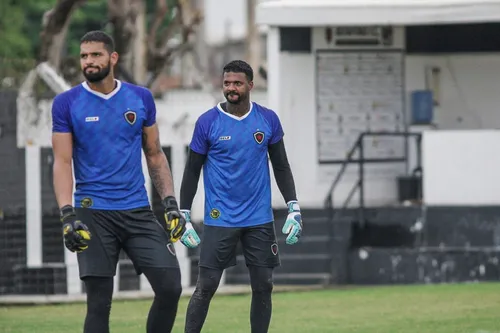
[
  {"left": 203, "top": 0, "right": 270, "bottom": 45},
  {"left": 257, "top": 0, "right": 500, "bottom": 208}
]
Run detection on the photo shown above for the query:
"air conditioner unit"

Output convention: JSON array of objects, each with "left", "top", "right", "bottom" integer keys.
[{"left": 331, "top": 26, "right": 394, "bottom": 47}]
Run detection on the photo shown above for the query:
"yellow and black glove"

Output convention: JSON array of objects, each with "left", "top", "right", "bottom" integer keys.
[
  {"left": 162, "top": 196, "right": 186, "bottom": 242},
  {"left": 60, "top": 205, "right": 91, "bottom": 253}
]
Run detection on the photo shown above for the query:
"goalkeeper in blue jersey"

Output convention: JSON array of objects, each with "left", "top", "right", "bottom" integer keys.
[
  {"left": 179, "top": 60, "right": 303, "bottom": 333},
  {"left": 51, "top": 31, "right": 194, "bottom": 333}
]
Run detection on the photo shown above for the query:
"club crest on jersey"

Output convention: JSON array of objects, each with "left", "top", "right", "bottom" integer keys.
[
  {"left": 124, "top": 110, "right": 136, "bottom": 125},
  {"left": 271, "top": 243, "right": 278, "bottom": 256},
  {"left": 80, "top": 197, "right": 93, "bottom": 208},
  {"left": 210, "top": 208, "right": 220, "bottom": 219},
  {"left": 166, "top": 243, "right": 176, "bottom": 256},
  {"left": 254, "top": 131, "right": 265, "bottom": 144}
]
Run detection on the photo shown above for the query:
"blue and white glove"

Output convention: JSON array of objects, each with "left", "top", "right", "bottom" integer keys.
[
  {"left": 179, "top": 210, "right": 201, "bottom": 248},
  {"left": 282, "top": 201, "right": 303, "bottom": 245}
]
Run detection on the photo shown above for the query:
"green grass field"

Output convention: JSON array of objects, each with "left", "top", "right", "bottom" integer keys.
[{"left": 1, "top": 283, "right": 499, "bottom": 333}]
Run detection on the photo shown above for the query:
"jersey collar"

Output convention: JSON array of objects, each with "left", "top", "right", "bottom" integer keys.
[
  {"left": 82, "top": 79, "right": 122, "bottom": 100},
  {"left": 216, "top": 101, "right": 254, "bottom": 121}
]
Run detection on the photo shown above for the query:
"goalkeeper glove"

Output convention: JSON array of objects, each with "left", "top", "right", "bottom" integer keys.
[
  {"left": 282, "top": 200, "right": 303, "bottom": 245},
  {"left": 179, "top": 210, "right": 201, "bottom": 248},
  {"left": 60, "top": 205, "right": 91, "bottom": 253},
  {"left": 162, "top": 196, "right": 186, "bottom": 242}
]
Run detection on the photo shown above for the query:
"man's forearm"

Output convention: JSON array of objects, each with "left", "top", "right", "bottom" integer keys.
[
  {"left": 146, "top": 152, "right": 176, "bottom": 199},
  {"left": 180, "top": 149, "right": 206, "bottom": 210},
  {"left": 53, "top": 160, "right": 74, "bottom": 208},
  {"left": 274, "top": 165, "right": 297, "bottom": 203},
  {"left": 268, "top": 139, "right": 298, "bottom": 203}
]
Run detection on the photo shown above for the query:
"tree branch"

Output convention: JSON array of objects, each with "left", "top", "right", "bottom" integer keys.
[
  {"left": 147, "top": 0, "right": 169, "bottom": 57},
  {"left": 38, "top": 0, "right": 85, "bottom": 70},
  {"left": 108, "top": 0, "right": 141, "bottom": 79},
  {"left": 146, "top": 41, "right": 194, "bottom": 88},
  {"left": 145, "top": 0, "right": 203, "bottom": 87}
]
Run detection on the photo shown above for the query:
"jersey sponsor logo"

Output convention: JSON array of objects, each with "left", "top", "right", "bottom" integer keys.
[
  {"left": 80, "top": 197, "right": 93, "bottom": 208},
  {"left": 210, "top": 208, "right": 221, "bottom": 219},
  {"left": 124, "top": 110, "right": 137, "bottom": 125},
  {"left": 254, "top": 130, "right": 265, "bottom": 144},
  {"left": 85, "top": 116, "right": 99, "bottom": 122},
  {"left": 219, "top": 136, "right": 231, "bottom": 141},
  {"left": 271, "top": 243, "right": 278, "bottom": 256}
]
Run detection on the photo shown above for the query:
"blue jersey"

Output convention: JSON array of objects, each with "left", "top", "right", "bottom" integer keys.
[
  {"left": 190, "top": 102, "right": 284, "bottom": 227},
  {"left": 51, "top": 80, "right": 155, "bottom": 210}
]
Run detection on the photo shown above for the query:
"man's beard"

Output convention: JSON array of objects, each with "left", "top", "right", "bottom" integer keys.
[
  {"left": 83, "top": 62, "right": 111, "bottom": 83},
  {"left": 224, "top": 91, "right": 245, "bottom": 104}
]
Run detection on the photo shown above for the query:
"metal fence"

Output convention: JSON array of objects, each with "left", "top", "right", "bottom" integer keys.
[{"left": 0, "top": 59, "right": 31, "bottom": 296}]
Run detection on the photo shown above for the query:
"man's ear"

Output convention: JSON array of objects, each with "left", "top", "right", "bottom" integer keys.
[
  {"left": 110, "top": 51, "right": 119, "bottom": 66},
  {"left": 248, "top": 81, "right": 254, "bottom": 90}
]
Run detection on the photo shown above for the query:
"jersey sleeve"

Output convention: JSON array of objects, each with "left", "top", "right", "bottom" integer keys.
[
  {"left": 269, "top": 111, "right": 284, "bottom": 145},
  {"left": 51, "top": 94, "right": 72, "bottom": 133},
  {"left": 142, "top": 89, "right": 157, "bottom": 127},
  {"left": 190, "top": 118, "right": 209, "bottom": 155}
]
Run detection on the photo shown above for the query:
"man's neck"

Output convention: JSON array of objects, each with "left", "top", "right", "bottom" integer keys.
[
  {"left": 226, "top": 100, "right": 251, "bottom": 117},
  {"left": 87, "top": 76, "right": 116, "bottom": 95}
]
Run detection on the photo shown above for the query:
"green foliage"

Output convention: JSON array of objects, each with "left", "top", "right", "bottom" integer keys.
[
  {"left": 0, "top": 0, "right": 41, "bottom": 58},
  {"left": 1, "top": 0, "right": 179, "bottom": 80},
  {"left": 23, "top": 0, "right": 58, "bottom": 58},
  {"left": 67, "top": 1, "right": 109, "bottom": 56}
]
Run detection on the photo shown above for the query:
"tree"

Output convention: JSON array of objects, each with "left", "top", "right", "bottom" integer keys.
[
  {"left": 37, "top": 0, "right": 204, "bottom": 88},
  {"left": 38, "top": 0, "right": 85, "bottom": 70},
  {"left": 0, "top": 0, "right": 33, "bottom": 59}
]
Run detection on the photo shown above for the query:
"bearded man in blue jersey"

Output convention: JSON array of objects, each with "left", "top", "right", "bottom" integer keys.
[
  {"left": 180, "top": 60, "right": 303, "bottom": 333},
  {"left": 51, "top": 30, "right": 198, "bottom": 333}
]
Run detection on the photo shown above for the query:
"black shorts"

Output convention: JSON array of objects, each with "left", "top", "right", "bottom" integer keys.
[
  {"left": 199, "top": 222, "right": 280, "bottom": 270},
  {"left": 75, "top": 206, "right": 179, "bottom": 279}
]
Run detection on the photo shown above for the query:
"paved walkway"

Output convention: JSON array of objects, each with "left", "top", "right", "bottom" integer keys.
[{"left": 0, "top": 284, "right": 324, "bottom": 305}]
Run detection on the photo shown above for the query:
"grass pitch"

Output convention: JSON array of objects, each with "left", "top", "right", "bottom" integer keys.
[{"left": 1, "top": 282, "right": 499, "bottom": 333}]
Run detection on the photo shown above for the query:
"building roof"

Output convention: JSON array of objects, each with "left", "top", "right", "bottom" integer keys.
[{"left": 257, "top": 0, "right": 500, "bottom": 26}]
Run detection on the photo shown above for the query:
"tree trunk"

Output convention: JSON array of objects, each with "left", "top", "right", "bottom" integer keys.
[
  {"left": 146, "top": 0, "right": 203, "bottom": 89},
  {"left": 38, "top": 0, "right": 84, "bottom": 71},
  {"left": 133, "top": 1, "right": 147, "bottom": 85},
  {"left": 245, "top": 0, "right": 261, "bottom": 87},
  {"left": 108, "top": 0, "right": 141, "bottom": 81}
]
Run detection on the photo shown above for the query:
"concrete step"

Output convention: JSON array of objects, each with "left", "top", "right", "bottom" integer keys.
[
  {"left": 225, "top": 272, "right": 330, "bottom": 286},
  {"left": 225, "top": 254, "right": 331, "bottom": 276}
]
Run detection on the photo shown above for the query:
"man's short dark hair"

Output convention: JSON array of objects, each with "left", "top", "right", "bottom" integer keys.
[
  {"left": 80, "top": 31, "right": 115, "bottom": 54},
  {"left": 223, "top": 60, "right": 253, "bottom": 82}
]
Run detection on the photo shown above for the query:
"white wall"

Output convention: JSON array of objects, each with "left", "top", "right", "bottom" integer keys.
[
  {"left": 268, "top": 26, "right": 408, "bottom": 208},
  {"left": 268, "top": 26, "right": 500, "bottom": 208},
  {"left": 405, "top": 54, "right": 500, "bottom": 129},
  {"left": 423, "top": 130, "right": 500, "bottom": 206}
]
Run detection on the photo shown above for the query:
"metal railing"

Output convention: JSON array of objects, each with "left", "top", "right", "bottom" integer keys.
[{"left": 323, "top": 131, "right": 423, "bottom": 228}]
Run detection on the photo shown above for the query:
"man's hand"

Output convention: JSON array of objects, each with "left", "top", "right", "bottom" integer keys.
[
  {"left": 179, "top": 210, "right": 201, "bottom": 248},
  {"left": 282, "top": 201, "right": 303, "bottom": 245},
  {"left": 60, "top": 205, "right": 91, "bottom": 252},
  {"left": 162, "top": 196, "right": 187, "bottom": 242}
]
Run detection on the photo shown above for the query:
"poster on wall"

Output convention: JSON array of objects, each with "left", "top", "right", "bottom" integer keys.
[{"left": 316, "top": 51, "right": 406, "bottom": 182}]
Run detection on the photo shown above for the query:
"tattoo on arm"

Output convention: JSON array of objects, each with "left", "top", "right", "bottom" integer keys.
[
  {"left": 142, "top": 132, "right": 149, "bottom": 154},
  {"left": 149, "top": 162, "right": 174, "bottom": 199},
  {"left": 142, "top": 131, "right": 162, "bottom": 155},
  {"left": 143, "top": 130, "right": 175, "bottom": 199}
]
